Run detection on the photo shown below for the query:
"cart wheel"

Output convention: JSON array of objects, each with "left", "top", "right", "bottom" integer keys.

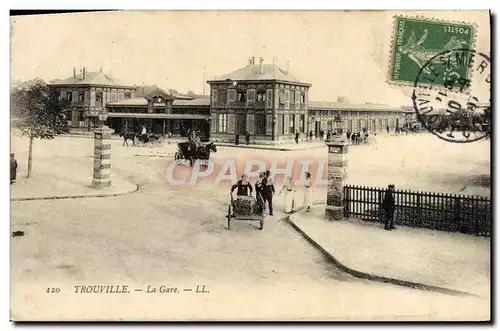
[{"left": 227, "top": 205, "right": 231, "bottom": 230}]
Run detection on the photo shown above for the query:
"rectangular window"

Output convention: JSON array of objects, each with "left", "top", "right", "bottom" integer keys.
[
  {"left": 96, "top": 92, "right": 103, "bottom": 107},
  {"left": 255, "top": 114, "right": 266, "bottom": 134},
  {"left": 228, "top": 90, "right": 236, "bottom": 102},
  {"left": 295, "top": 91, "right": 300, "bottom": 107},
  {"left": 247, "top": 90, "right": 255, "bottom": 105},
  {"left": 118, "top": 93, "right": 125, "bottom": 101},
  {"left": 66, "top": 92, "right": 72, "bottom": 101},
  {"left": 78, "top": 111, "right": 85, "bottom": 122},
  {"left": 84, "top": 91, "right": 89, "bottom": 102},
  {"left": 72, "top": 91, "right": 79, "bottom": 103},
  {"left": 278, "top": 114, "right": 285, "bottom": 135},
  {"left": 256, "top": 92, "right": 266, "bottom": 102},
  {"left": 266, "top": 89, "right": 273, "bottom": 109},
  {"left": 218, "top": 113, "right": 227, "bottom": 133},
  {"left": 237, "top": 91, "right": 246, "bottom": 102},
  {"left": 219, "top": 91, "right": 227, "bottom": 105},
  {"left": 300, "top": 93, "right": 305, "bottom": 103},
  {"left": 300, "top": 114, "right": 305, "bottom": 133},
  {"left": 111, "top": 92, "right": 117, "bottom": 102},
  {"left": 125, "top": 92, "right": 132, "bottom": 99},
  {"left": 290, "top": 91, "right": 295, "bottom": 104},
  {"left": 78, "top": 92, "right": 84, "bottom": 103},
  {"left": 279, "top": 90, "right": 285, "bottom": 105},
  {"left": 212, "top": 90, "right": 218, "bottom": 105},
  {"left": 289, "top": 115, "right": 295, "bottom": 134}
]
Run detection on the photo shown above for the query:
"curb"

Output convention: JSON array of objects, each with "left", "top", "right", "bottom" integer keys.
[
  {"left": 285, "top": 211, "right": 479, "bottom": 298},
  {"left": 10, "top": 184, "right": 140, "bottom": 202}
]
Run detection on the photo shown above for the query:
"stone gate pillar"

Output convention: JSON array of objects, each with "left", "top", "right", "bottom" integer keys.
[
  {"left": 325, "top": 136, "right": 348, "bottom": 220},
  {"left": 92, "top": 125, "right": 113, "bottom": 189}
]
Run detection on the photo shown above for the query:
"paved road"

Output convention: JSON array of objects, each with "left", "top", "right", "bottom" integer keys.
[{"left": 10, "top": 138, "right": 490, "bottom": 320}]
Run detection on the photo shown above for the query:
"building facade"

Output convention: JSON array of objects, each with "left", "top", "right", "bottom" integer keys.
[
  {"left": 207, "top": 57, "right": 311, "bottom": 144},
  {"left": 308, "top": 100, "right": 412, "bottom": 136},
  {"left": 49, "top": 67, "right": 137, "bottom": 130},
  {"left": 48, "top": 64, "right": 413, "bottom": 143},
  {"left": 105, "top": 86, "right": 211, "bottom": 140}
]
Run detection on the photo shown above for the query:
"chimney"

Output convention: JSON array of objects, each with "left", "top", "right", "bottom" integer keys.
[
  {"left": 259, "top": 57, "right": 264, "bottom": 74},
  {"left": 286, "top": 60, "right": 290, "bottom": 74},
  {"left": 248, "top": 57, "right": 253, "bottom": 65},
  {"left": 73, "top": 67, "right": 76, "bottom": 78},
  {"left": 83, "top": 66, "right": 86, "bottom": 79},
  {"left": 79, "top": 68, "right": 84, "bottom": 80},
  {"left": 251, "top": 56, "right": 255, "bottom": 65}
]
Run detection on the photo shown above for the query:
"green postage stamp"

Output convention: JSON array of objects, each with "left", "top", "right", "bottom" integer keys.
[{"left": 389, "top": 16, "right": 476, "bottom": 88}]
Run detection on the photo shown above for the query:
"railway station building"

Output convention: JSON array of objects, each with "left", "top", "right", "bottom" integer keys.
[{"left": 49, "top": 62, "right": 412, "bottom": 143}]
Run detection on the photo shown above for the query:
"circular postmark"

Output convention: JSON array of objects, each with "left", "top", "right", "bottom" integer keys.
[{"left": 412, "top": 48, "right": 491, "bottom": 143}]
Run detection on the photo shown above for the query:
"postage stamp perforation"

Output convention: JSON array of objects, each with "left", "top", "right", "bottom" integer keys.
[{"left": 387, "top": 14, "right": 479, "bottom": 94}]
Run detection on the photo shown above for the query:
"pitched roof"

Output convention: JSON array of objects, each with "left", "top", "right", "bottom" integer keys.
[
  {"left": 209, "top": 63, "right": 309, "bottom": 85},
  {"left": 308, "top": 101, "right": 411, "bottom": 112},
  {"left": 48, "top": 71, "right": 132, "bottom": 87},
  {"left": 107, "top": 98, "right": 148, "bottom": 106},
  {"left": 106, "top": 97, "right": 210, "bottom": 107},
  {"left": 172, "top": 98, "right": 210, "bottom": 106}
]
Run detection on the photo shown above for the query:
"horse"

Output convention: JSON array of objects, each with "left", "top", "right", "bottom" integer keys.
[{"left": 120, "top": 132, "right": 136, "bottom": 147}]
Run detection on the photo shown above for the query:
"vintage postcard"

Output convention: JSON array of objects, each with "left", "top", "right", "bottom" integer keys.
[{"left": 10, "top": 10, "right": 491, "bottom": 321}]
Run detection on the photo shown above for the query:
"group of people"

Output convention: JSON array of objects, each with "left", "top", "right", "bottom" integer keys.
[
  {"left": 235, "top": 131, "right": 251, "bottom": 146},
  {"left": 230, "top": 171, "right": 314, "bottom": 215}
]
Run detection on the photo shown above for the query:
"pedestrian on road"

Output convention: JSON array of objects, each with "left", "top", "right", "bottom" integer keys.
[
  {"left": 319, "top": 129, "right": 324, "bottom": 141},
  {"left": 10, "top": 153, "right": 18, "bottom": 185},
  {"left": 255, "top": 172, "right": 266, "bottom": 213},
  {"left": 235, "top": 133, "right": 240, "bottom": 145},
  {"left": 262, "top": 170, "right": 275, "bottom": 216},
  {"left": 245, "top": 131, "right": 250, "bottom": 145},
  {"left": 382, "top": 184, "right": 396, "bottom": 230},
  {"left": 309, "top": 130, "right": 313, "bottom": 141},
  {"left": 295, "top": 131, "right": 299, "bottom": 144},
  {"left": 386, "top": 125, "right": 390, "bottom": 134},
  {"left": 303, "top": 172, "right": 313, "bottom": 211},
  {"left": 279, "top": 176, "right": 295, "bottom": 213}
]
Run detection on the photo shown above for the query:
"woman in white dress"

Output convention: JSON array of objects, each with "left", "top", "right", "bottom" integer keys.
[
  {"left": 303, "top": 172, "right": 313, "bottom": 211},
  {"left": 279, "top": 176, "right": 295, "bottom": 213}
]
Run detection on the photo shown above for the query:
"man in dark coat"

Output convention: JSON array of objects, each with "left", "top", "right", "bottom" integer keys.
[
  {"left": 10, "top": 153, "right": 17, "bottom": 184},
  {"left": 295, "top": 131, "right": 299, "bottom": 144},
  {"left": 235, "top": 133, "right": 240, "bottom": 145},
  {"left": 231, "top": 174, "right": 253, "bottom": 197},
  {"left": 262, "top": 170, "right": 275, "bottom": 216},
  {"left": 309, "top": 130, "right": 313, "bottom": 141},
  {"left": 382, "top": 184, "right": 396, "bottom": 230},
  {"left": 245, "top": 131, "right": 250, "bottom": 145}
]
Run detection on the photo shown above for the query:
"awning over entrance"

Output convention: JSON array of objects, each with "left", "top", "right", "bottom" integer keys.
[{"left": 106, "top": 113, "right": 210, "bottom": 120}]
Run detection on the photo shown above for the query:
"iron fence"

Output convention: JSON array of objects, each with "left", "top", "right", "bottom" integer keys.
[{"left": 343, "top": 185, "right": 491, "bottom": 237}]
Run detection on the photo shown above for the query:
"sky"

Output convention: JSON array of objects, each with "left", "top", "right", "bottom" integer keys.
[{"left": 10, "top": 10, "right": 490, "bottom": 105}]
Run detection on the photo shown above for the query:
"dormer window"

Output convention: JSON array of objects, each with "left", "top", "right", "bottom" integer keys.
[{"left": 157, "top": 97, "right": 162, "bottom": 103}]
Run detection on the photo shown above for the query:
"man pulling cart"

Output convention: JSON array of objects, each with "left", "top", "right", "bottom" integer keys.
[{"left": 227, "top": 174, "right": 265, "bottom": 230}]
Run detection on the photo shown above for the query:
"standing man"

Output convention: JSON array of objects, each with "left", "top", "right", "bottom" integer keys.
[
  {"left": 382, "top": 184, "right": 396, "bottom": 230},
  {"left": 309, "top": 130, "right": 313, "bottom": 141},
  {"left": 319, "top": 129, "right": 324, "bottom": 141},
  {"left": 262, "top": 170, "right": 275, "bottom": 216},
  {"left": 386, "top": 125, "right": 390, "bottom": 134},
  {"left": 303, "top": 172, "right": 313, "bottom": 211},
  {"left": 245, "top": 130, "right": 250, "bottom": 145},
  {"left": 295, "top": 131, "right": 299, "bottom": 144},
  {"left": 10, "top": 153, "right": 18, "bottom": 185},
  {"left": 235, "top": 133, "right": 240, "bottom": 145},
  {"left": 279, "top": 176, "right": 295, "bottom": 213}
]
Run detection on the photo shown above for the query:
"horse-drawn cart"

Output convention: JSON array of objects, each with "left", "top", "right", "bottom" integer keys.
[
  {"left": 175, "top": 141, "right": 217, "bottom": 166},
  {"left": 227, "top": 193, "right": 265, "bottom": 230}
]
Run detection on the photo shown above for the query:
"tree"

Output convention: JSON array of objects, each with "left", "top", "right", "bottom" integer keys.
[{"left": 11, "top": 79, "right": 70, "bottom": 178}]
